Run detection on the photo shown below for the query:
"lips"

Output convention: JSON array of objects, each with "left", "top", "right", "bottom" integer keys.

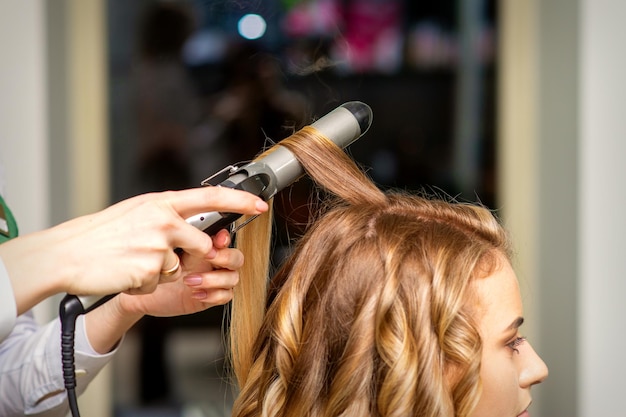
[
  {"left": 516, "top": 400, "right": 532, "bottom": 417},
  {"left": 517, "top": 401, "right": 532, "bottom": 417}
]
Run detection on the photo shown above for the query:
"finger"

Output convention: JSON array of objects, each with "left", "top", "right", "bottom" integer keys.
[
  {"left": 159, "top": 252, "right": 182, "bottom": 283},
  {"left": 177, "top": 250, "right": 207, "bottom": 274},
  {"left": 190, "top": 288, "right": 234, "bottom": 306},
  {"left": 169, "top": 221, "right": 215, "bottom": 259},
  {"left": 177, "top": 244, "right": 242, "bottom": 274},
  {"left": 125, "top": 280, "right": 158, "bottom": 295},
  {"left": 164, "top": 187, "right": 268, "bottom": 220},
  {"left": 206, "top": 247, "right": 244, "bottom": 271},
  {"left": 183, "top": 269, "right": 240, "bottom": 289},
  {"left": 212, "top": 229, "right": 231, "bottom": 249}
]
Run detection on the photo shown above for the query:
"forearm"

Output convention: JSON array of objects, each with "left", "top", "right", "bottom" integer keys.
[
  {"left": 84, "top": 294, "right": 144, "bottom": 354},
  {"left": 0, "top": 228, "right": 68, "bottom": 316}
]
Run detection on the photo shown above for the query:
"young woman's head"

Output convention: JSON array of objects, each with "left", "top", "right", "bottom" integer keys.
[{"left": 230, "top": 127, "right": 547, "bottom": 417}]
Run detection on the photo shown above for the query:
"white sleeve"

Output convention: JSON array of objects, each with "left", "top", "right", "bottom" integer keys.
[
  {"left": 0, "top": 257, "right": 17, "bottom": 341},
  {"left": 0, "top": 312, "right": 122, "bottom": 417}
]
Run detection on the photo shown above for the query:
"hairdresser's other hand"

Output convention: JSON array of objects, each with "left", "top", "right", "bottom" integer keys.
[
  {"left": 1, "top": 187, "right": 267, "bottom": 315},
  {"left": 116, "top": 229, "right": 242, "bottom": 317},
  {"left": 84, "top": 229, "right": 243, "bottom": 354}
]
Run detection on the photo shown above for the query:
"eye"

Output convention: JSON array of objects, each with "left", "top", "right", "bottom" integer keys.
[{"left": 507, "top": 336, "right": 527, "bottom": 354}]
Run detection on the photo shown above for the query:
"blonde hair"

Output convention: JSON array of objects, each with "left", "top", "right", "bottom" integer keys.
[{"left": 229, "top": 127, "right": 511, "bottom": 417}]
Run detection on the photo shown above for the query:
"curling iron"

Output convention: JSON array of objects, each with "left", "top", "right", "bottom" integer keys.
[
  {"left": 59, "top": 101, "right": 373, "bottom": 417},
  {"left": 186, "top": 100, "right": 372, "bottom": 234}
]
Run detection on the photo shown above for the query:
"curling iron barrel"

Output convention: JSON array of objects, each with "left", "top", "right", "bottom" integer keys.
[{"left": 186, "top": 101, "right": 373, "bottom": 235}]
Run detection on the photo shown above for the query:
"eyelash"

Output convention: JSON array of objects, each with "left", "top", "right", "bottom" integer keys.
[{"left": 507, "top": 336, "right": 527, "bottom": 354}]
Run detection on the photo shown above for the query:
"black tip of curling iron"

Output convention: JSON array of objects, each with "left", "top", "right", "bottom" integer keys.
[{"left": 341, "top": 101, "right": 373, "bottom": 136}]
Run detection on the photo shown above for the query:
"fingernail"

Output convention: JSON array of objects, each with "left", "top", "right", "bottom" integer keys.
[
  {"left": 256, "top": 200, "right": 268, "bottom": 212},
  {"left": 191, "top": 290, "right": 207, "bottom": 299},
  {"left": 207, "top": 248, "right": 217, "bottom": 259},
  {"left": 184, "top": 276, "right": 203, "bottom": 286}
]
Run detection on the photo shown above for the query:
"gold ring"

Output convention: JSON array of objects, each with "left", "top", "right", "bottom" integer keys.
[{"left": 160, "top": 256, "right": 180, "bottom": 276}]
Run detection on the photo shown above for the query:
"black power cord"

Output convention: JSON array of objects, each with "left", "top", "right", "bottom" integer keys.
[{"left": 59, "top": 293, "right": 116, "bottom": 417}]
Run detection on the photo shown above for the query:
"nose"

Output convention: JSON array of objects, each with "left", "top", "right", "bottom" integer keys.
[{"left": 519, "top": 342, "right": 549, "bottom": 388}]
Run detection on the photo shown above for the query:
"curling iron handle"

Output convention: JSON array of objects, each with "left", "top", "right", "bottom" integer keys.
[{"left": 186, "top": 172, "right": 270, "bottom": 235}]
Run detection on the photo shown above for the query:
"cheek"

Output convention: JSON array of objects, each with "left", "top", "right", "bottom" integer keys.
[{"left": 470, "top": 353, "right": 519, "bottom": 417}]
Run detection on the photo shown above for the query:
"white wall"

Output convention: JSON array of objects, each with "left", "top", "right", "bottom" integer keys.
[
  {"left": 0, "top": 1, "right": 111, "bottom": 416},
  {"left": 500, "top": 1, "right": 626, "bottom": 416},
  {"left": 0, "top": 1, "right": 49, "bottom": 235},
  {"left": 579, "top": 0, "right": 626, "bottom": 415}
]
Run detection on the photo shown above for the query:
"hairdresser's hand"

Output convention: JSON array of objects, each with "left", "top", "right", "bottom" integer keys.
[
  {"left": 1, "top": 187, "right": 267, "bottom": 315},
  {"left": 116, "top": 229, "right": 242, "bottom": 317},
  {"left": 84, "top": 228, "right": 242, "bottom": 354}
]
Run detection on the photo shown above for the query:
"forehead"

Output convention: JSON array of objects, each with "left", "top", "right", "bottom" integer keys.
[{"left": 473, "top": 262, "right": 523, "bottom": 337}]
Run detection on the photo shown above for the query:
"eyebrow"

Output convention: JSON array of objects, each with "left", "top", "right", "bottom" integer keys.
[{"left": 507, "top": 317, "right": 525, "bottom": 331}]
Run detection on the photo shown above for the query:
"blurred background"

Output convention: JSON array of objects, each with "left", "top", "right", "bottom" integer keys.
[
  {"left": 1, "top": 0, "right": 625, "bottom": 416},
  {"left": 107, "top": 1, "right": 496, "bottom": 416},
  {"left": 108, "top": 0, "right": 497, "bottom": 207}
]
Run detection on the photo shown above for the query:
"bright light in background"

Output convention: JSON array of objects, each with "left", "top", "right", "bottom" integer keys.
[{"left": 237, "top": 14, "right": 267, "bottom": 40}]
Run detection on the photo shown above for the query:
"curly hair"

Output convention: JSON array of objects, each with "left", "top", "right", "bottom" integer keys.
[{"left": 229, "top": 126, "right": 512, "bottom": 417}]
